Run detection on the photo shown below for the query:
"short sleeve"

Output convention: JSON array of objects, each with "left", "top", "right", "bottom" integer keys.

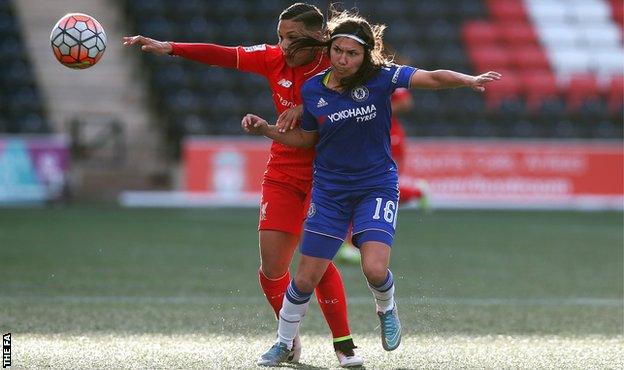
[
  {"left": 236, "top": 44, "right": 269, "bottom": 76},
  {"left": 300, "top": 105, "right": 318, "bottom": 132},
  {"left": 390, "top": 64, "right": 418, "bottom": 91}
]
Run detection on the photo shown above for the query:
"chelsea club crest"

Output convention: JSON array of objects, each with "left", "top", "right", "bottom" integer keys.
[
  {"left": 307, "top": 203, "right": 316, "bottom": 217},
  {"left": 350, "top": 86, "right": 369, "bottom": 102}
]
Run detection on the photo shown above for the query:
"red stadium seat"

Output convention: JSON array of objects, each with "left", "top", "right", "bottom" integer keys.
[
  {"left": 565, "top": 74, "right": 600, "bottom": 111},
  {"left": 462, "top": 21, "right": 499, "bottom": 46},
  {"left": 484, "top": 71, "right": 522, "bottom": 109},
  {"left": 609, "top": 0, "right": 624, "bottom": 28},
  {"left": 468, "top": 46, "right": 513, "bottom": 72},
  {"left": 509, "top": 45, "right": 551, "bottom": 72},
  {"left": 521, "top": 70, "right": 559, "bottom": 111},
  {"left": 486, "top": 0, "right": 528, "bottom": 22},
  {"left": 606, "top": 74, "right": 624, "bottom": 113},
  {"left": 499, "top": 22, "right": 539, "bottom": 46}
]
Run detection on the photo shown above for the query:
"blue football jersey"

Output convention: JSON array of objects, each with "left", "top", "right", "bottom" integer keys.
[{"left": 301, "top": 64, "right": 417, "bottom": 190}]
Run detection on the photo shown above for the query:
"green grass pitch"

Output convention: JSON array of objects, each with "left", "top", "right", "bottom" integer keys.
[{"left": 1, "top": 206, "right": 622, "bottom": 368}]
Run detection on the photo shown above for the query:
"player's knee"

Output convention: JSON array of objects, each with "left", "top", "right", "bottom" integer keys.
[
  {"left": 361, "top": 260, "right": 388, "bottom": 286},
  {"left": 293, "top": 275, "right": 317, "bottom": 294},
  {"left": 260, "top": 262, "right": 289, "bottom": 279}
]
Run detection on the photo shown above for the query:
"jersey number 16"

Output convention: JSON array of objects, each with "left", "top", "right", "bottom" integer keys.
[{"left": 372, "top": 198, "right": 398, "bottom": 228}]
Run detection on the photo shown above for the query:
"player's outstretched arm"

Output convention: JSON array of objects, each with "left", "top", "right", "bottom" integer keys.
[
  {"left": 242, "top": 114, "right": 318, "bottom": 148},
  {"left": 122, "top": 36, "right": 239, "bottom": 68},
  {"left": 410, "top": 70, "right": 502, "bottom": 92},
  {"left": 122, "top": 35, "right": 172, "bottom": 55}
]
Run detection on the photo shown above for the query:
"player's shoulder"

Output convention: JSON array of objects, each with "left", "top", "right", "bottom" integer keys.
[
  {"left": 378, "top": 63, "right": 404, "bottom": 78},
  {"left": 240, "top": 44, "right": 281, "bottom": 59},
  {"left": 240, "top": 43, "right": 278, "bottom": 52},
  {"left": 302, "top": 69, "right": 328, "bottom": 93},
  {"left": 241, "top": 44, "right": 285, "bottom": 72},
  {"left": 376, "top": 63, "right": 418, "bottom": 86},
  {"left": 367, "top": 63, "right": 397, "bottom": 83},
  {"left": 263, "top": 44, "right": 287, "bottom": 67},
  {"left": 263, "top": 44, "right": 282, "bottom": 55}
]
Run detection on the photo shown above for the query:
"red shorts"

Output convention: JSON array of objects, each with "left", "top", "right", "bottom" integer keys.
[{"left": 258, "top": 170, "right": 312, "bottom": 236}]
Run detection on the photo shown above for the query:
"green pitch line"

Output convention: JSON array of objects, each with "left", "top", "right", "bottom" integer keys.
[{"left": 0, "top": 294, "right": 621, "bottom": 306}]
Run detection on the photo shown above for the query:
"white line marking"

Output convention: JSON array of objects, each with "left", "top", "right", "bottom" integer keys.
[{"left": 0, "top": 295, "right": 621, "bottom": 307}]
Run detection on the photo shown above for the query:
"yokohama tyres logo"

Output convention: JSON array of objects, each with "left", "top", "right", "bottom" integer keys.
[{"left": 327, "top": 104, "right": 377, "bottom": 123}]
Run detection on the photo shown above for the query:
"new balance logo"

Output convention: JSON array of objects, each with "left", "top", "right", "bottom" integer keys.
[
  {"left": 277, "top": 79, "right": 292, "bottom": 88},
  {"left": 317, "top": 97, "right": 328, "bottom": 108}
]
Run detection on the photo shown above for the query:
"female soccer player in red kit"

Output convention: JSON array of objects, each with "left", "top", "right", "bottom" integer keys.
[{"left": 122, "top": 3, "right": 362, "bottom": 367}]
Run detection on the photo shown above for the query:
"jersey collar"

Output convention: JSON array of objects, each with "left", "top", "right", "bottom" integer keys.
[{"left": 297, "top": 50, "right": 326, "bottom": 76}]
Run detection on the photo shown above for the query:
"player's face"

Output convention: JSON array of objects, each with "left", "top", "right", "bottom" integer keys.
[
  {"left": 329, "top": 37, "right": 365, "bottom": 78},
  {"left": 277, "top": 19, "right": 317, "bottom": 67}
]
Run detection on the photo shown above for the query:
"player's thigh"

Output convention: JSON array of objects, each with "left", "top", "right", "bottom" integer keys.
[
  {"left": 352, "top": 186, "right": 400, "bottom": 248},
  {"left": 257, "top": 179, "right": 308, "bottom": 277},
  {"left": 360, "top": 241, "right": 392, "bottom": 284},
  {"left": 293, "top": 254, "right": 332, "bottom": 293},
  {"left": 259, "top": 230, "right": 299, "bottom": 278},
  {"left": 301, "top": 187, "right": 351, "bottom": 260},
  {"left": 259, "top": 178, "right": 308, "bottom": 235}
]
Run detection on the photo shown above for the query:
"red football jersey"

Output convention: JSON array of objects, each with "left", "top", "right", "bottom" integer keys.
[{"left": 236, "top": 44, "right": 329, "bottom": 182}]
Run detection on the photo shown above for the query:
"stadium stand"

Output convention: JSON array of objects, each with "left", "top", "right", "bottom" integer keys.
[
  {"left": 463, "top": 0, "right": 623, "bottom": 138},
  {"left": 121, "top": 0, "right": 622, "bottom": 155},
  {"left": 0, "top": 0, "right": 49, "bottom": 134}
]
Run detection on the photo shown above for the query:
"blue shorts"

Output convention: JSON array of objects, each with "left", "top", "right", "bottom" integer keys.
[{"left": 300, "top": 185, "right": 399, "bottom": 260}]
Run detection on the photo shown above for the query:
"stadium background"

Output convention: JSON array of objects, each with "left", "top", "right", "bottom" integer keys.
[{"left": 1, "top": 0, "right": 623, "bottom": 368}]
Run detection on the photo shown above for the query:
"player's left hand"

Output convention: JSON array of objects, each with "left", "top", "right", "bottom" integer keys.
[
  {"left": 469, "top": 71, "right": 502, "bottom": 92},
  {"left": 276, "top": 105, "right": 303, "bottom": 133},
  {"left": 241, "top": 113, "right": 268, "bottom": 135},
  {"left": 122, "top": 35, "right": 172, "bottom": 55}
]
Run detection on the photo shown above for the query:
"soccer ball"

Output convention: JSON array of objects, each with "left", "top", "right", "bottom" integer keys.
[{"left": 50, "top": 13, "right": 106, "bottom": 69}]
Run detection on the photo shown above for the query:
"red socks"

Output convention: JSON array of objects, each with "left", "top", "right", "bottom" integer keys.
[
  {"left": 258, "top": 268, "right": 290, "bottom": 319},
  {"left": 315, "top": 262, "right": 352, "bottom": 340},
  {"left": 258, "top": 263, "right": 352, "bottom": 341}
]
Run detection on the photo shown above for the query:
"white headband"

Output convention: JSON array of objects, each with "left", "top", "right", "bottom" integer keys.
[{"left": 330, "top": 33, "right": 368, "bottom": 46}]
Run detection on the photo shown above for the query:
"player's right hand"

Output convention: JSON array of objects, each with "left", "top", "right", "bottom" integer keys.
[
  {"left": 122, "top": 35, "right": 172, "bottom": 55},
  {"left": 276, "top": 105, "right": 303, "bottom": 133},
  {"left": 242, "top": 114, "right": 268, "bottom": 135}
]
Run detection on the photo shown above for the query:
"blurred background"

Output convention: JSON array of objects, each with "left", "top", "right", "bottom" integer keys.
[{"left": 0, "top": 0, "right": 622, "bottom": 208}]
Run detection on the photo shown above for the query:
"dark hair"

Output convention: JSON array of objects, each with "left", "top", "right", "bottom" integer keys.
[
  {"left": 279, "top": 3, "right": 324, "bottom": 31},
  {"left": 289, "top": 8, "right": 391, "bottom": 92}
]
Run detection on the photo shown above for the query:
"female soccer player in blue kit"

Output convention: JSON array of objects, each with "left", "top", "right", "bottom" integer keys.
[{"left": 242, "top": 10, "right": 501, "bottom": 366}]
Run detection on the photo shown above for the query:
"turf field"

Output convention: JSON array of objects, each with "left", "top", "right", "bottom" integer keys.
[{"left": 1, "top": 206, "right": 622, "bottom": 368}]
